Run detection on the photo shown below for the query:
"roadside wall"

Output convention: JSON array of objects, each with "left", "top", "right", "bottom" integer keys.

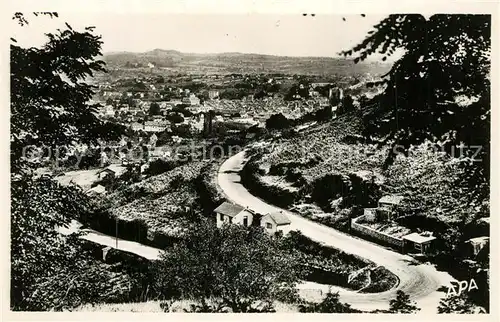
[{"left": 351, "top": 215, "right": 403, "bottom": 248}]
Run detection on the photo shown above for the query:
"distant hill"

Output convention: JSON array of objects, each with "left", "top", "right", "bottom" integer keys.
[{"left": 103, "top": 49, "right": 392, "bottom": 76}]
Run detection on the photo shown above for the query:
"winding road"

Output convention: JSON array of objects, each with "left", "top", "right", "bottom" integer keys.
[{"left": 218, "top": 150, "right": 456, "bottom": 312}]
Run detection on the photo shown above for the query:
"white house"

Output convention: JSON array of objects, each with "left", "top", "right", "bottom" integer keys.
[
  {"left": 260, "top": 211, "right": 291, "bottom": 235},
  {"left": 172, "top": 136, "right": 183, "bottom": 144},
  {"left": 97, "top": 168, "right": 116, "bottom": 180},
  {"left": 214, "top": 202, "right": 254, "bottom": 228},
  {"left": 119, "top": 105, "right": 130, "bottom": 113},
  {"left": 466, "top": 236, "right": 489, "bottom": 256},
  {"left": 402, "top": 232, "right": 436, "bottom": 255},
  {"left": 149, "top": 147, "right": 171, "bottom": 161},
  {"left": 149, "top": 133, "right": 158, "bottom": 146}
]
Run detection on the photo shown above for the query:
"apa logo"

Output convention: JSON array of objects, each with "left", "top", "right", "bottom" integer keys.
[{"left": 447, "top": 279, "right": 478, "bottom": 297}]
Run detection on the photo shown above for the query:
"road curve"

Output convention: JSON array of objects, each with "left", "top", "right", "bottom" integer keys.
[{"left": 218, "top": 150, "right": 456, "bottom": 312}]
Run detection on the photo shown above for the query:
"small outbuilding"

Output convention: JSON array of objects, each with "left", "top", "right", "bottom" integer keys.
[{"left": 402, "top": 232, "right": 436, "bottom": 255}]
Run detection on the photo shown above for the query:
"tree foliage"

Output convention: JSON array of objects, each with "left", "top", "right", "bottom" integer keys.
[
  {"left": 152, "top": 221, "right": 301, "bottom": 312},
  {"left": 438, "top": 292, "right": 483, "bottom": 314},
  {"left": 11, "top": 178, "right": 134, "bottom": 310},
  {"left": 11, "top": 13, "right": 129, "bottom": 310},
  {"left": 284, "top": 83, "right": 310, "bottom": 101},
  {"left": 11, "top": 12, "right": 124, "bottom": 173},
  {"left": 337, "top": 94, "right": 355, "bottom": 115},
  {"left": 388, "top": 290, "right": 420, "bottom": 313},
  {"left": 342, "top": 14, "right": 490, "bottom": 199}
]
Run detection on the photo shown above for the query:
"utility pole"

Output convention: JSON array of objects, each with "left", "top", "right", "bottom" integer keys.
[{"left": 115, "top": 217, "right": 118, "bottom": 249}]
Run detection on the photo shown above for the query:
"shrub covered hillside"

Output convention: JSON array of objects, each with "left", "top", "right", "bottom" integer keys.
[
  {"left": 243, "top": 111, "right": 489, "bottom": 253},
  {"left": 243, "top": 110, "right": 489, "bottom": 310}
]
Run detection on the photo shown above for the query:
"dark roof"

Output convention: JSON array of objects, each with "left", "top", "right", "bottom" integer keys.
[
  {"left": 214, "top": 202, "right": 244, "bottom": 218},
  {"left": 265, "top": 212, "right": 291, "bottom": 226}
]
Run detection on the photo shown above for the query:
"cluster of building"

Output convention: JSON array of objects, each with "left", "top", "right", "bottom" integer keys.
[{"left": 94, "top": 73, "right": 347, "bottom": 137}]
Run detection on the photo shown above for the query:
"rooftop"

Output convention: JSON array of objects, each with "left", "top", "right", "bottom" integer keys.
[
  {"left": 402, "top": 232, "right": 436, "bottom": 244},
  {"left": 87, "top": 184, "right": 106, "bottom": 194},
  {"left": 214, "top": 202, "right": 244, "bottom": 218},
  {"left": 265, "top": 211, "right": 292, "bottom": 226},
  {"left": 467, "top": 236, "right": 489, "bottom": 244},
  {"left": 97, "top": 167, "right": 115, "bottom": 174}
]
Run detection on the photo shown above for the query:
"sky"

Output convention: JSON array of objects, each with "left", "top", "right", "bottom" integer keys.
[{"left": 12, "top": 13, "right": 388, "bottom": 58}]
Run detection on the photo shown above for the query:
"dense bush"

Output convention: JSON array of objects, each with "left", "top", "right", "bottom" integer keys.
[
  {"left": 192, "top": 162, "right": 225, "bottom": 218},
  {"left": 152, "top": 221, "right": 301, "bottom": 312},
  {"left": 240, "top": 159, "right": 299, "bottom": 208},
  {"left": 81, "top": 210, "right": 150, "bottom": 244},
  {"left": 144, "top": 159, "right": 185, "bottom": 176},
  {"left": 266, "top": 113, "right": 292, "bottom": 130},
  {"left": 359, "top": 267, "right": 399, "bottom": 293},
  {"left": 11, "top": 177, "right": 142, "bottom": 310},
  {"left": 299, "top": 292, "right": 360, "bottom": 313},
  {"left": 309, "top": 174, "right": 350, "bottom": 210},
  {"left": 281, "top": 230, "right": 397, "bottom": 292}
]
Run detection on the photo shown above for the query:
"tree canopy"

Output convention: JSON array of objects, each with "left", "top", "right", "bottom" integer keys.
[
  {"left": 11, "top": 177, "right": 134, "bottom": 310},
  {"left": 10, "top": 13, "right": 129, "bottom": 310},
  {"left": 266, "top": 113, "right": 291, "bottom": 130},
  {"left": 152, "top": 220, "right": 301, "bottom": 312},
  {"left": 149, "top": 102, "right": 161, "bottom": 115},
  {"left": 299, "top": 292, "right": 359, "bottom": 313},
  {"left": 11, "top": 12, "right": 124, "bottom": 173},
  {"left": 388, "top": 290, "right": 420, "bottom": 313},
  {"left": 342, "top": 14, "right": 490, "bottom": 199}
]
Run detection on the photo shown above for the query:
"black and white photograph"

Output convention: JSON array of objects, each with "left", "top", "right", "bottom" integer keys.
[{"left": 8, "top": 3, "right": 495, "bottom": 317}]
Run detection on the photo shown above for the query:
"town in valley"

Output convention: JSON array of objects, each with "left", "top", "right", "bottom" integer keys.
[{"left": 10, "top": 12, "right": 492, "bottom": 315}]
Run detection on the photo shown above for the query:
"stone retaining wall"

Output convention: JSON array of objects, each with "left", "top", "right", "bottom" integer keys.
[{"left": 351, "top": 215, "right": 404, "bottom": 248}]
